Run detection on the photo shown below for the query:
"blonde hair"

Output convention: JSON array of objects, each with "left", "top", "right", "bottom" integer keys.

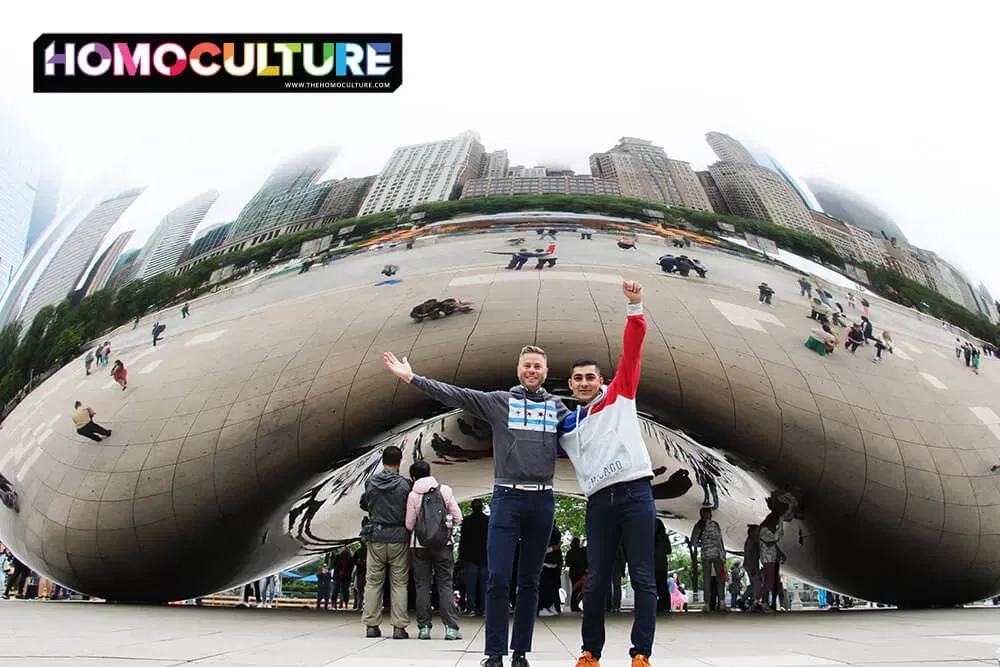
[{"left": 520, "top": 345, "right": 547, "bottom": 360}]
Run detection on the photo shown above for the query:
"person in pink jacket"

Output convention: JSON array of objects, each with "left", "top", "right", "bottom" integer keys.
[{"left": 404, "top": 459, "right": 464, "bottom": 641}]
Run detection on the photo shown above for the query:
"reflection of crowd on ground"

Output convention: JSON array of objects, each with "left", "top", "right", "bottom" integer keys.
[
  {"left": 794, "top": 277, "right": 896, "bottom": 362},
  {"left": 1, "top": 544, "right": 75, "bottom": 600}
]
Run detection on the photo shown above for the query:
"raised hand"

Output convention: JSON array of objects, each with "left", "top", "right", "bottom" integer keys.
[
  {"left": 622, "top": 280, "right": 643, "bottom": 304},
  {"left": 383, "top": 351, "right": 414, "bottom": 383}
]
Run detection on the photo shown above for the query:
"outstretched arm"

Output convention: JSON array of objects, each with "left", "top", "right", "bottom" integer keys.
[
  {"left": 383, "top": 351, "right": 498, "bottom": 420},
  {"left": 608, "top": 280, "right": 646, "bottom": 399}
]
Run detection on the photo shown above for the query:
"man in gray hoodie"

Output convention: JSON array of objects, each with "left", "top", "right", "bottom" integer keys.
[
  {"left": 384, "top": 346, "right": 570, "bottom": 667},
  {"left": 360, "top": 445, "right": 413, "bottom": 639}
]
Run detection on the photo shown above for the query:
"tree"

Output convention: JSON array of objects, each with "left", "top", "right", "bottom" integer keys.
[{"left": 48, "top": 325, "right": 84, "bottom": 366}]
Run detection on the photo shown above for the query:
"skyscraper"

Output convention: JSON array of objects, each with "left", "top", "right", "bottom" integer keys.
[
  {"left": 0, "top": 109, "right": 51, "bottom": 298},
  {"left": 483, "top": 150, "right": 509, "bottom": 179},
  {"left": 589, "top": 137, "right": 711, "bottom": 211},
  {"left": 16, "top": 187, "right": 145, "bottom": 328},
  {"left": 133, "top": 190, "right": 220, "bottom": 282},
  {"left": 705, "top": 131, "right": 757, "bottom": 165},
  {"left": 708, "top": 161, "right": 818, "bottom": 235},
  {"left": 803, "top": 178, "right": 909, "bottom": 245},
  {"left": 24, "top": 172, "right": 61, "bottom": 256},
  {"left": 696, "top": 171, "right": 730, "bottom": 215},
  {"left": 230, "top": 147, "right": 337, "bottom": 242},
  {"left": 81, "top": 230, "right": 135, "bottom": 297},
  {"left": 358, "top": 131, "right": 485, "bottom": 216}
]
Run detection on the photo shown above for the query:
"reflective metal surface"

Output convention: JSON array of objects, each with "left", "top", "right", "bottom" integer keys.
[{"left": 1, "top": 219, "right": 998, "bottom": 605}]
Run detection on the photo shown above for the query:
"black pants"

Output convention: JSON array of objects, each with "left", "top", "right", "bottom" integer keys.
[
  {"left": 77, "top": 421, "right": 110, "bottom": 442},
  {"left": 845, "top": 340, "right": 861, "bottom": 352}
]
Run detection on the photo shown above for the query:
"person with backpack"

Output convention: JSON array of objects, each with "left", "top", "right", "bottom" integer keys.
[{"left": 404, "top": 460, "right": 463, "bottom": 641}]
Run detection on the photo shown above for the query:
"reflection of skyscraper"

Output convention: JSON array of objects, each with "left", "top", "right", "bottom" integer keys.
[
  {"left": 705, "top": 131, "right": 756, "bottom": 165},
  {"left": 359, "top": 131, "right": 485, "bottom": 216},
  {"left": 749, "top": 150, "right": 823, "bottom": 212},
  {"left": 708, "top": 161, "right": 818, "bottom": 235},
  {"left": 24, "top": 172, "right": 61, "bottom": 256},
  {"left": 132, "top": 190, "right": 220, "bottom": 281},
  {"left": 590, "top": 137, "right": 711, "bottom": 211},
  {"left": 16, "top": 187, "right": 145, "bottom": 328},
  {"left": 0, "top": 108, "right": 56, "bottom": 298},
  {"left": 803, "top": 178, "right": 909, "bottom": 245},
  {"left": 230, "top": 147, "right": 337, "bottom": 242},
  {"left": 81, "top": 230, "right": 134, "bottom": 297}
]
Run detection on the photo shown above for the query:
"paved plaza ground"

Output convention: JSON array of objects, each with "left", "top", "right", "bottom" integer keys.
[{"left": 3, "top": 602, "right": 1000, "bottom": 666}]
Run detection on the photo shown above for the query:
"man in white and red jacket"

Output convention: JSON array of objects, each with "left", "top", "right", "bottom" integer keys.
[
  {"left": 558, "top": 280, "right": 656, "bottom": 667},
  {"left": 404, "top": 459, "right": 464, "bottom": 641}
]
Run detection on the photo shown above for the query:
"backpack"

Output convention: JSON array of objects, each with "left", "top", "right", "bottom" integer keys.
[{"left": 414, "top": 486, "right": 450, "bottom": 549}]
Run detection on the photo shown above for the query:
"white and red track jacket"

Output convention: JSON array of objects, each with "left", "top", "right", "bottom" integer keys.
[{"left": 557, "top": 302, "right": 654, "bottom": 497}]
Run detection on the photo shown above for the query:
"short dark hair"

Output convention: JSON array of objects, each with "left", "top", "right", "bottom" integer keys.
[
  {"left": 409, "top": 460, "right": 431, "bottom": 480},
  {"left": 382, "top": 445, "right": 403, "bottom": 467},
  {"left": 74, "top": 401, "right": 82, "bottom": 408},
  {"left": 570, "top": 359, "right": 602, "bottom": 376}
]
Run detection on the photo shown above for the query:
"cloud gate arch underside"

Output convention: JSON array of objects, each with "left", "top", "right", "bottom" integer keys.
[{"left": 1, "top": 243, "right": 999, "bottom": 607}]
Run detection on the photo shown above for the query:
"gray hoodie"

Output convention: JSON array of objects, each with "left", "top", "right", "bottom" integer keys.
[
  {"left": 360, "top": 468, "right": 412, "bottom": 544},
  {"left": 410, "top": 376, "right": 570, "bottom": 485}
]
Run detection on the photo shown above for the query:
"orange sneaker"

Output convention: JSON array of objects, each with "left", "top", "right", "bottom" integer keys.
[
  {"left": 575, "top": 651, "right": 600, "bottom": 667},
  {"left": 631, "top": 655, "right": 650, "bottom": 667}
]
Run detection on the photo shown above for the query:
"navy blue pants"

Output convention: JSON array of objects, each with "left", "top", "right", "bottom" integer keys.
[
  {"left": 582, "top": 478, "right": 657, "bottom": 659},
  {"left": 484, "top": 486, "right": 554, "bottom": 657}
]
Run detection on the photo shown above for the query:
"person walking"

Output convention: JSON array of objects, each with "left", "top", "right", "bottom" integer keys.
[
  {"left": 84, "top": 350, "right": 95, "bottom": 376},
  {"left": 360, "top": 445, "right": 413, "bottom": 639},
  {"left": 557, "top": 280, "right": 657, "bottom": 667},
  {"left": 72, "top": 401, "right": 111, "bottom": 442},
  {"left": 757, "top": 282, "right": 775, "bottom": 306},
  {"left": 404, "top": 459, "right": 463, "bottom": 640},
  {"left": 111, "top": 360, "right": 128, "bottom": 391},
  {"left": 383, "top": 344, "right": 570, "bottom": 667}
]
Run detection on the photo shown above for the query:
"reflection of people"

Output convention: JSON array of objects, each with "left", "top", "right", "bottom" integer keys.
[
  {"left": 557, "top": 280, "right": 656, "bottom": 666},
  {"left": 383, "top": 345, "right": 569, "bottom": 666},
  {"left": 72, "top": 401, "right": 111, "bottom": 442},
  {"left": 690, "top": 508, "right": 725, "bottom": 612}
]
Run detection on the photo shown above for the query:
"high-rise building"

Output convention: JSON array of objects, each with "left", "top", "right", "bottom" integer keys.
[
  {"left": 977, "top": 283, "right": 999, "bottom": 324},
  {"left": 184, "top": 222, "right": 233, "bottom": 262},
  {"left": 358, "top": 131, "right": 485, "bottom": 216},
  {"left": 105, "top": 248, "right": 141, "bottom": 291},
  {"left": 461, "top": 175, "right": 620, "bottom": 198},
  {"left": 842, "top": 224, "right": 886, "bottom": 268},
  {"left": 81, "top": 230, "right": 135, "bottom": 297},
  {"left": 133, "top": 190, "right": 220, "bottom": 282},
  {"left": 24, "top": 172, "right": 61, "bottom": 257},
  {"left": 810, "top": 212, "right": 859, "bottom": 262},
  {"left": 508, "top": 165, "right": 546, "bottom": 178},
  {"left": 696, "top": 171, "right": 730, "bottom": 215},
  {"left": 483, "top": 150, "right": 509, "bottom": 179},
  {"left": 316, "top": 176, "right": 376, "bottom": 221},
  {"left": 665, "top": 159, "right": 712, "bottom": 211},
  {"left": 705, "top": 131, "right": 757, "bottom": 165},
  {"left": 0, "top": 109, "right": 55, "bottom": 298},
  {"left": 589, "top": 137, "right": 709, "bottom": 210},
  {"left": 750, "top": 150, "right": 823, "bottom": 212},
  {"left": 15, "top": 187, "right": 145, "bottom": 328},
  {"left": 802, "top": 178, "right": 908, "bottom": 245},
  {"left": 230, "top": 147, "right": 337, "bottom": 242},
  {"left": 708, "top": 161, "right": 818, "bottom": 235}
]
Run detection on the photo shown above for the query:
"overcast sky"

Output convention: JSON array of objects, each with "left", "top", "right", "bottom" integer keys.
[{"left": 3, "top": 0, "right": 999, "bottom": 298}]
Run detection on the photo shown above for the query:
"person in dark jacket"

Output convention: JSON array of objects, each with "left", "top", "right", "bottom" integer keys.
[
  {"left": 845, "top": 323, "right": 865, "bottom": 353},
  {"left": 384, "top": 346, "right": 570, "bottom": 667},
  {"left": 565, "top": 537, "right": 588, "bottom": 612},
  {"left": 458, "top": 498, "right": 489, "bottom": 616},
  {"left": 316, "top": 565, "right": 332, "bottom": 610},
  {"left": 653, "top": 521, "right": 672, "bottom": 613},
  {"left": 332, "top": 546, "right": 354, "bottom": 609},
  {"left": 538, "top": 524, "right": 563, "bottom": 616},
  {"left": 360, "top": 445, "right": 413, "bottom": 639}
]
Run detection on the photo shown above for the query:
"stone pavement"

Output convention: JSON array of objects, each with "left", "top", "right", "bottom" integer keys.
[{"left": 2, "top": 602, "right": 1000, "bottom": 666}]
